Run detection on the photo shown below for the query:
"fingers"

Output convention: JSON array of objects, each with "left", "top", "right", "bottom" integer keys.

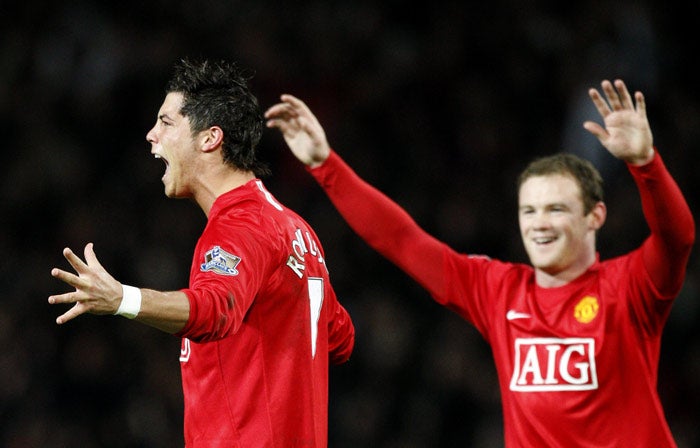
[
  {"left": 612, "top": 79, "right": 634, "bottom": 110},
  {"left": 601, "top": 80, "right": 623, "bottom": 111},
  {"left": 590, "top": 79, "right": 638, "bottom": 114},
  {"left": 50, "top": 267, "right": 88, "bottom": 290},
  {"left": 48, "top": 286, "right": 88, "bottom": 325},
  {"left": 279, "top": 93, "right": 306, "bottom": 109},
  {"left": 48, "top": 290, "right": 79, "bottom": 305},
  {"left": 265, "top": 102, "right": 297, "bottom": 121},
  {"left": 55, "top": 303, "right": 86, "bottom": 325},
  {"left": 48, "top": 266, "right": 91, "bottom": 310},
  {"left": 588, "top": 87, "right": 611, "bottom": 119},
  {"left": 279, "top": 94, "right": 317, "bottom": 123},
  {"left": 634, "top": 91, "right": 647, "bottom": 119},
  {"left": 264, "top": 94, "right": 315, "bottom": 124},
  {"left": 62, "top": 246, "right": 88, "bottom": 274},
  {"left": 582, "top": 120, "right": 607, "bottom": 141},
  {"left": 264, "top": 101, "right": 298, "bottom": 134},
  {"left": 53, "top": 245, "right": 95, "bottom": 289},
  {"left": 264, "top": 94, "right": 301, "bottom": 120},
  {"left": 265, "top": 97, "right": 314, "bottom": 139},
  {"left": 83, "top": 242, "right": 103, "bottom": 270},
  {"left": 49, "top": 244, "right": 93, "bottom": 324}
]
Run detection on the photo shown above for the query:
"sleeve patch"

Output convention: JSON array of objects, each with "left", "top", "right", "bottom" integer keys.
[{"left": 200, "top": 245, "right": 241, "bottom": 276}]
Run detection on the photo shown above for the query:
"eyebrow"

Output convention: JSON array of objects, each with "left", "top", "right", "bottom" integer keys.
[{"left": 518, "top": 201, "right": 572, "bottom": 210}]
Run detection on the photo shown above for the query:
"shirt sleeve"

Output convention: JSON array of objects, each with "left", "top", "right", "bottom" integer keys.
[
  {"left": 327, "top": 295, "right": 355, "bottom": 365},
  {"left": 177, "top": 222, "right": 272, "bottom": 342},
  {"left": 308, "top": 150, "right": 457, "bottom": 302},
  {"left": 628, "top": 149, "right": 695, "bottom": 298}
]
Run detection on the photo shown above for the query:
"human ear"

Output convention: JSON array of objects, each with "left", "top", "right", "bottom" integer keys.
[
  {"left": 199, "top": 126, "right": 224, "bottom": 152},
  {"left": 588, "top": 202, "right": 607, "bottom": 231}
]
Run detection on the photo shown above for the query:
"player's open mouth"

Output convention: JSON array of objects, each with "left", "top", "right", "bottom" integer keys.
[{"left": 154, "top": 154, "right": 170, "bottom": 177}]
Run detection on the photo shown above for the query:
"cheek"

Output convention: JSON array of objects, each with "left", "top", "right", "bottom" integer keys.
[
  {"left": 518, "top": 216, "right": 530, "bottom": 232},
  {"left": 561, "top": 223, "right": 587, "bottom": 248}
]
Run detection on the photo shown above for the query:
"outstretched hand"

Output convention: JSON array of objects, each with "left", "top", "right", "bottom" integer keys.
[
  {"left": 264, "top": 94, "right": 331, "bottom": 168},
  {"left": 48, "top": 243, "right": 122, "bottom": 324},
  {"left": 583, "top": 79, "right": 654, "bottom": 166}
]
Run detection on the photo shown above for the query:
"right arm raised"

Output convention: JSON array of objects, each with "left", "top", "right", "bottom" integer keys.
[{"left": 265, "top": 95, "right": 449, "bottom": 298}]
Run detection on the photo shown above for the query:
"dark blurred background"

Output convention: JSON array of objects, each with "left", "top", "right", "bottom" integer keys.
[{"left": 1, "top": 0, "right": 698, "bottom": 447}]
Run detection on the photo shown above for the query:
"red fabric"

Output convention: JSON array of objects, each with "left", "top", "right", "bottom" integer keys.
[
  {"left": 177, "top": 179, "right": 354, "bottom": 447},
  {"left": 309, "top": 150, "right": 694, "bottom": 447}
]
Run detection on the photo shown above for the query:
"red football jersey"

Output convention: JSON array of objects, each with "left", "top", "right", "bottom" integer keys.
[
  {"left": 176, "top": 179, "right": 355, "bottom": 447},
  {"left": 309, "top": 150, "right": 694, "bottom": 447}
]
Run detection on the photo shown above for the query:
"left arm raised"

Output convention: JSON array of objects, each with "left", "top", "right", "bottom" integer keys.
[{"left": 584, "top": 79, "right": 694, "bottom": 295}]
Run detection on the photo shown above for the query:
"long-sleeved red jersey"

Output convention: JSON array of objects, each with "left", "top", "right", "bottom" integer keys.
[
  {"left": 309, "top": 150, "right": 693, "bottom": 447},
  {"left": 176, "top": 179, "right": 355, "bottom": 448}
]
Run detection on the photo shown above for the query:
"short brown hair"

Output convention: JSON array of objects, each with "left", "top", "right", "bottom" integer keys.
[{"left": 517, "top": 153, "right": 604, "bottom": 214}]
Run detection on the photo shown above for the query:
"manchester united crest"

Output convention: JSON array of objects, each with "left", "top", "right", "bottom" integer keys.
[{"left": 574, "top": 295, "right": 599, "bottom": 324}]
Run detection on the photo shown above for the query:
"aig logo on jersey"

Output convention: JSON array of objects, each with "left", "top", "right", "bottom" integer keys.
[
  {"left": 201, "top": 246, "right": 241, "bottom": 276},
  {"left": 510, "top": 338, "right": 598, "bottom": 392}
]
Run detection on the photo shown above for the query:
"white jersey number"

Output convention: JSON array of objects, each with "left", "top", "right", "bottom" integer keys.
[{"left": 308, "top": 277, "right": 324, "bottom": 358}]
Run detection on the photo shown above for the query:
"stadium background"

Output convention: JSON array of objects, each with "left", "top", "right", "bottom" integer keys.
[{"left": 1, "top": 1, "right": 699, "bottom": 446}]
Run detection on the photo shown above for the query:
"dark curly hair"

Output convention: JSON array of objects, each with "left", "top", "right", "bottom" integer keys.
[
  {"left": 165, "top": 57, "right": 270, "bottom": 177},
  {"left": 517, "top": 153, "right": 604, "bottom": 215}
]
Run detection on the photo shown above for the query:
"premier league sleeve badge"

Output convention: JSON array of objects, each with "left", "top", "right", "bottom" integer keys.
[{"left": 200, "top": 245, "right": 242, "bottom": 276}]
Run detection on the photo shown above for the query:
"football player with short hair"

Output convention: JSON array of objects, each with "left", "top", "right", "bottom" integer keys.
[
  {"left": 265, "top": 79, "right": 694, "bottom": 447},
  {"left": 50, "top": 58, "right": 355, "bottom": 448}
]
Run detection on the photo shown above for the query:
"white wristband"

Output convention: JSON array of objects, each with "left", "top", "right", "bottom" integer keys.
[{"left": 115, "top": 284, "right": 142, "bottom": 319}]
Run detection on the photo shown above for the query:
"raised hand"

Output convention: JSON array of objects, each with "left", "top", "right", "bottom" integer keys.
[
  {"left": 265, "top": 94, "right": 331, "bottom": 168},
  {"left": 583, "top": 79, "right": 654, "bottom": 166},
  {"left": 48, "top": 243, "right": 122, "bottom": 324}
]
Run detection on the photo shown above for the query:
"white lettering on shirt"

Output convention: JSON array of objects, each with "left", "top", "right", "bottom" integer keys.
[
  {"left": 256, "top": 180, "right": 283, "bottom": 211},
  {"left": 510, "top": 338, "right": 598, "bottom": 391},
  {"left": 180, "top": 338, "right": 191, "bottom": 363},
  {"left": 287, "top": 228, "right": 326, "bottom": 278}
]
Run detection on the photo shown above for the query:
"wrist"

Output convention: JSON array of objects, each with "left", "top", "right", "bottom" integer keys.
[
  {"left": 628, "top": 147, "right": 655, "bottom": 166},
  {"left": 308, "top": 159, "right": 327, "bottom": 169},
  {"left": 308, "top": 148, "right": 332, "bottom": 169},
  {"left": 115, "top": 284, "right": 142, "bottom": 319}
]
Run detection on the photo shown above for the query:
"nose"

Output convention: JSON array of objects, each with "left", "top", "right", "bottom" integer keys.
[
  {"left": 531, "top": 211, "right": 551, "bottom": 229},
  {"left": 146, "top": 126, "right": 157, "bottom": 145}
]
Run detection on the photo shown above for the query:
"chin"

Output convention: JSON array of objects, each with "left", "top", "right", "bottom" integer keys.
[
  {"left": 163, "top": 186, "right": 177, "bottom": 198},
  {"left": 531, "top": 258, "right": 559, "bottom": 271}
]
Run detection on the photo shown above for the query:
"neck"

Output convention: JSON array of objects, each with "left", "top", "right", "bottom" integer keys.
[
  {"left": 534, "top": 264, "right": 586, "bottom": 288},
  {"left": 194, "top": 166, "right": 256, "bottom": 217},
  {"left": 534, "top": 251, "right": 597, "bottom": 288}
]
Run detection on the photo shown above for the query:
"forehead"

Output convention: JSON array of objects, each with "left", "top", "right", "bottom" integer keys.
[
  {"left": 518, "top": 174, "right": 582, "bottom": 205},
  {"left": 158, "top": 92, "right": 185, "bottom": 117}
]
